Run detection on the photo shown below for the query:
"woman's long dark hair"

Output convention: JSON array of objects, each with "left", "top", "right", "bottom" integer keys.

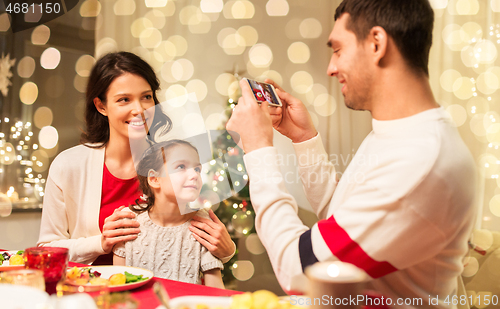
[
  {"left": 81, "top": 52, "right": 172, "bottom": 147},
  {"left": 130, "top": 140, "right": 199, "bottom": 214}
]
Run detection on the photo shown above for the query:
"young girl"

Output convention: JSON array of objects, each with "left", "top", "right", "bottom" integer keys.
[{"left": 113, "top": 140, "right": 224, "bottom": 288}]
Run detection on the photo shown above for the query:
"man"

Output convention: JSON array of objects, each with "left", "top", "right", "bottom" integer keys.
[{"left": 226, "top": 0, "right": 476, "bottom": 308}]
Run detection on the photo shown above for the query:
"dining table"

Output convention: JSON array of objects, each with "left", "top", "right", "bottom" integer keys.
[
  {"left": 68, "top": 261, "right": 243, "bottom": 309},
  {"left": 0, "top": 249, "right": 243, "bottom": 309}
]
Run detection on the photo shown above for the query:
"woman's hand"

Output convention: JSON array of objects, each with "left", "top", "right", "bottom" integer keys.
[
  {"left": 101, "top": 206, "right": 141, "bottom": 253},
  {"left": 189, "top": 209, "right": 235, "bottom": 260}
]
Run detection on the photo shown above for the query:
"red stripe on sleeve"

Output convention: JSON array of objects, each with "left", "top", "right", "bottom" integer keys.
[{"left": 317, "top": 216, "right": 398, "bottom": 278}]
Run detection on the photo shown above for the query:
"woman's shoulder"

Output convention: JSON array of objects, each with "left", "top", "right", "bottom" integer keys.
[{"left": 49, "top": 144, "right": 105, "bottom": 176}]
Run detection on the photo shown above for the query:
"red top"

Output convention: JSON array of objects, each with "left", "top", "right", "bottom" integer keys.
[{"left": 93, "top": 164, "right": 141, "bottom": 265}]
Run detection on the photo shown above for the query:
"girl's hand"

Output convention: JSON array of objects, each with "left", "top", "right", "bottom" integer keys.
[
  {"left": 189, "top": 209, "right": 235, "bottom": 260},
  {"left": 101, "top": 206, "right": 141, "bottom": 253}
]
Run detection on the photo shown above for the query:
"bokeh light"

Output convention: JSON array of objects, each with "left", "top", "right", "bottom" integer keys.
[
  {"left": 73, "top": 75, "right": 87, "bottom": 93},
  {"left": 474, "top": 40, "right": 497, "bottom": 64},
  {"left": 314, "top": 94, "right": 337, "bottom": 117},
  {"left": 131, "top": 18, "right": 154, "bottom": 38},
  {"left": 31, "top": 25, "right": 50, "bottom": 45},
  {"left": 114, "top": 0, "right": 136, "bottom": 15},
  {"left": 80, "top": 0, "right": 101, "bottom": 17},
  {"left": 461, "top": 45, "right": 480, "bottom": 68},
  {"left": 201, "top": 0, "right": 223, "bottom": 13},
  {"left": 460, "top": 22, "right": 482, "bottom": 43},
  {"left": 237, "top": 26, "right": 258, "bottom": 46},
  {"left": 467, "top": 97, "right": 489, "bottom": 117},
  {"left": 179, "top": 6, "right": 203, "bottom": 25},
  {"left": 0, "top": 193, "right": 12, "bottom": 217},
  {"left": 442, "top": 24, "right": 467, "bottom": 51},
  {"left": 462, "top": 256, "right": 479, "bottom": 277},
  {"left": 471, "top": 114, "right": 487, "bottom": 137},
  {"left": 232, "top": 210, "right": 254, "bottom": 233},
  {"left": 478, "top": 153, "right": 499, "bottom": 178},
  {"left": 31, "top": 150, "right": 49, "bottom": 173},
  {"left": 257, "top": 70, "right": 283, "bottom": 86},
  {"left": 440, "top": 69, "right": 462, "bottom": 92},
  {"left": 232, "top": 260, "right": 254, "bottom": 281},
  {"left": 189, "top": 14, "right": 211, "bottom": 34},
  {"left": 40, "top": 47, "right": 61, "bottom": 70},
  {"left": 95, "top": 37, "right": 118, "bottom": 58},
  {"left": 145, "top": 0, "right": 168, "bottom": 7},
  {"left": 453, "top": 77, "right": 474, "bottom": 100},
  {"left": 167, "top": 35, "right": 188, "bottom": 57},
  {"left": 173, "top": 59, "right": 194, "bottom": 81},
  {"left": 155, "top": 0, "right": 175, "bottom": 15},
  {"left": 0, "top": 13, "right": 10, "bottom": 31},
  {"left": 445, "top": 104, "right": 467, "bottom": 127},
  {"left": 165, "top": 84, "right": 188, "bottom": 107},
  {"left": 288, "top": 42, "right": 310, "bottom": 63},
  {"left": 205, "top": 113, "right": 226, "bottom": 130},
  {"left": 490, "top": 194, "right": 500, "bottom": 217},
  {"left": 140, "top": 28, "right": 162, "bottom": 49},
  {"left": 429, "top": 0, "right": 448, "bottom": 9},
  {"left": 145, "top": 9, "right": 166, "bottom": 29},
  {"left": 39, "top": 126, "right": 59, "bottom": 149},
  {"left": 153, "top": 42, "right": 175, "bottom": 63},
  {"left": 186, "top": 79, "right": 208, "bottom": 102},
  {"left": 19, "top": 82, "right": 38, "bottom": 105},
  {"left": 300, "top": 18, "right": 322, "bottom": 39},
  {"left": 34, "top": 107, "right": 53, "bottom": 129},
  {"left": 215, "top": 73, "right": 238, "bottom": 96},
  {"left": 0, "top": 142, "right": 14, "bottom": 165},
  {"left": 492, "top": 0, "right": 500, "bottom": 12},
  {"left": 305, "top": 83, "right": 328, "bottom": 106},
  {"left": 75, "top": 55, "right": 95, "bottom": 77},
  {"left": 246, "top": 233, "right": 266, "bottom": 255},
  {"left": 224, "top": 0, "right": 255, "bottom": 19},
  {"left": 45, "top": 75, "right": 65, "bottom": 98},
  {"left": 471, "top": 229, "right": 494, "bottom": 250},
  {"left": 246, "top": 60, "right": 268, "bottom": 78},
  {"left": 17, "top": 56, "right": 35, "bottom": 78},
  {"left": 452, "top": 0, "right": 479, "bottom": 15},
  {"left": 285, "top": 18, "right": 302, "bottom": 40},
  {"left": 266, "top": 0, "right": 289, "bottom": 16},
  {"left": 290, "top": 71, "right": 314, "bottom": 94},
  {"left": 249, "top": 44, "right": 273, "bottom": 67},
  {"left": 477, "top": 72, "right": 498, "bottom": 95}
]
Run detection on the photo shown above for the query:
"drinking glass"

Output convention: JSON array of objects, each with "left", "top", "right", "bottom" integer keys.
[
  {"left": 56, "top": 282, "right": 110, "bottom": 309},
  {"left": 0, "top": 269, "right": 45, "bottom": 291},
  {"left": 24, "top": 247, "right": 69, "bottom": 295}
]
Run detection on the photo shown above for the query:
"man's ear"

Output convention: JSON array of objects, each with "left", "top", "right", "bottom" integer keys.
[
  {"left": 94, "top": 97, "right": 107, "bottom": 116},
  {"left": 148, "top": 169, "right": 161, "bottom": 189},
  {"left": 368, "top": 26, "right": 388, "bottom": 65}
]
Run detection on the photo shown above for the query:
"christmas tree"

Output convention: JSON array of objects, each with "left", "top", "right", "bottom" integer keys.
[{"left": 201, "top": 96, "right": 256, "bottom": 288}]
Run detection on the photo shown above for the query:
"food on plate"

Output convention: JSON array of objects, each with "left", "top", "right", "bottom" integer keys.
[
  {"left": 66, "top": 267, "right": 149, "bottom": 286},
  {"left": 109, "top": 273, "right": 126, "bottom": 286},
  {"left": 230, "top": 290, "right": 302, "bottom": 309},
  {"left": 0, "top": 251, "right": 24, "bottom": 266}
]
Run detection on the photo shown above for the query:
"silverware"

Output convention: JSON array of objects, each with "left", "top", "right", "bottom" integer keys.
[{"left": 153, "top": 281, "right": 172, "bottom": 309}]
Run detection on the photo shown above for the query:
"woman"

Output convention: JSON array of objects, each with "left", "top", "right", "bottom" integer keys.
[{"left": 37, "top": 52, "right": 235, "bottom": 265}]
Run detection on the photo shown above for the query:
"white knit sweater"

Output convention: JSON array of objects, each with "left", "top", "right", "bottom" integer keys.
[{"left": 113, "top": 209, "right": 223, "bottom": 284}]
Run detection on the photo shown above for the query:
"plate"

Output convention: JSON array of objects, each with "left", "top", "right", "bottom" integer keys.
[
  {"left": 0, "top": 285, "right": 49, "bottom": 309},
  {"left": 71, "top": 265, "right": 154, "bottom": 292},
  {"left": 0, "top": 250, "right": 25, "bottom": 271},
  {"left": 157, "top": 296, "right": 232, "bottom": 309}
]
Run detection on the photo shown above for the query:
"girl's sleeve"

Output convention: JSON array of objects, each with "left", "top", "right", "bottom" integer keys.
[
  {"left": 113, "top": 241, "right": 126, "bottom": 258},
  {"left": 200, "top": 245, "right": 223, "bottom": 272}
]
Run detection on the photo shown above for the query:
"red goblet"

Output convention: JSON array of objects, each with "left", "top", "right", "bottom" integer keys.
[{"left": 24, "top": 247, "right": 69, "bottom": 295}]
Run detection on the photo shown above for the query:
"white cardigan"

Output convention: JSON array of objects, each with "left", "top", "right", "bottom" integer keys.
[{"left": 37, "top": 145, "right": 107, "bottom": 264}]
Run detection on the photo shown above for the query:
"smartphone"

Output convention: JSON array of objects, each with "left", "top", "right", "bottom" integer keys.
[{"left": 245, "top": 78, "right": 282, "bottom": 107}]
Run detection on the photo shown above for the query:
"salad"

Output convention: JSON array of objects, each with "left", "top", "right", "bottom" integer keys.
[
  {"left": 66, "top": 267, "right": 150, "bottom": 286},
  {"left": 0, "top": 250, "right": 24, "bottom": 266}
]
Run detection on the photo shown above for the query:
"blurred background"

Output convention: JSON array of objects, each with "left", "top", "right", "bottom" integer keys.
[{"left": 0, "top": 0, "right": 498, "bottom": 302}]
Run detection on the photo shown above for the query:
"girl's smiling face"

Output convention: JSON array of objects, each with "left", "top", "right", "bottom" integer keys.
[{"left": 159, "top": 144, "right": 203, "bottom": 206}]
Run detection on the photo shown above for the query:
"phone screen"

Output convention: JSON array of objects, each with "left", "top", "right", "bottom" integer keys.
[{"left": 246, "top": 79, "right": 282, "bottom": 107}]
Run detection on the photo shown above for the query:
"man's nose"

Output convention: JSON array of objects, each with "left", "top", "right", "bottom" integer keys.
[{"left": 327, "top": 56, "right": 338, "bottom": 77}]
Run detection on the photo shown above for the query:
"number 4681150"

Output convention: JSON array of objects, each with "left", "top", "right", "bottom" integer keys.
[{"left": 6, "top": 2, "right": 61, "bottom": 14}]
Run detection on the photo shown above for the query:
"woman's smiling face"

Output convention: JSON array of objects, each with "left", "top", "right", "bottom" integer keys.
[{"left": 95, "top": 72, "right": 156, "bottom": 142}]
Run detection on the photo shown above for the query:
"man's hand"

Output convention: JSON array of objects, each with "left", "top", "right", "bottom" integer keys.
[
  {"left": 265, "top": 79, "right": 318, "bottom": 143},
  {"left": 226, "top": 79, "right": 274, "bottom": 153}
]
